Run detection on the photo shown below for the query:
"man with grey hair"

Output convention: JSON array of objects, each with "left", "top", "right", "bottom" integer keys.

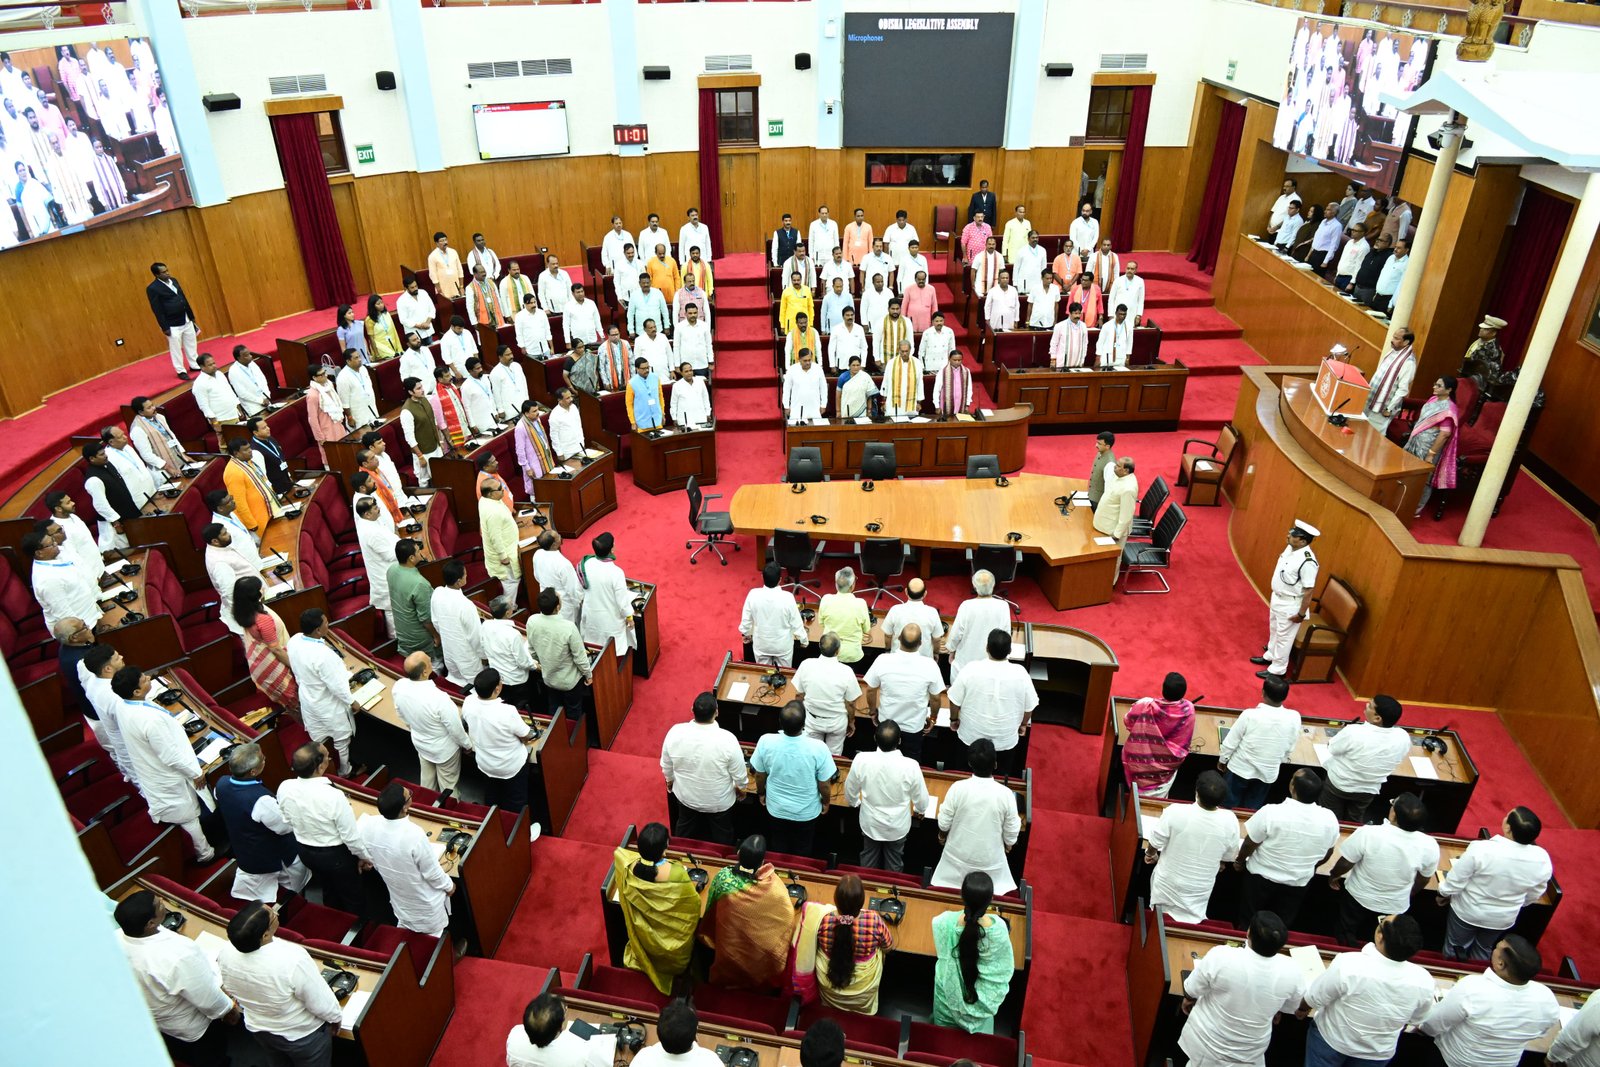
[
  {"left": 276, "top": 741, "right": 370, "bottom": 917},
  {"left": 531, "top": 529, "right": 583, "bottom": 625},
  {"left": 815, "top": 565, "right": 871, "bottom": 665},
  {"left": 947, "top": 569, "right": 1012, "bottom": 681},
  {"left": 391, "top": 651, "right": 472, "bottom": 793},
  {"left": 213, "top": 742, "right": 312, "bottom": 903},
  {"left": 482, "top": 595, "right": 536, "bottom": 709},
  {"left": 792, "top": 632, "right": 865, "bottom": 755}
]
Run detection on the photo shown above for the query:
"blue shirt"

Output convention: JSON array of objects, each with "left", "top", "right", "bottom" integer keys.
[
  {"left": 819, "top": 290, "right": 853, "bottom": 335},
  {"left": 629, "top": 372, "right": 664, "bottom": 430},
  {"left": 750, "top": 732, "right": 835, "bottom": 821}
]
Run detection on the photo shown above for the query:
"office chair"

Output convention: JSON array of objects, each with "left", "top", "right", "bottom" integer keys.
[
  {"left": 966, "top": 454, "right": 1001, "bottom": 479},
  {"left": 965, "top": 544, "right": 1023, "bottom": 616},
  {"left": 855, "top": 537, "right": 910, "bottom": 607},
  {"left": 685, "top": 476, "right": 737, "bottom": 565},
  {"left": 772, "top": 528, "right": 826, "bottom": 602},
  {"left": 857, "top": 442, "right": 899, "bottom": 481},
  {"left": 1129, "top": 475, "right": 1170, "bottom": 540},
  {"left": 786, "top": 446, "right": 827, "bottom": 484},
  {"left": 1120, "top": 504, "right": 1188, "bottom": 594}
]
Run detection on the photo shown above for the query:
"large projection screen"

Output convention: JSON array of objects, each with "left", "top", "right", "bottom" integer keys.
[{"left": 842, "top": 13, "right": 1014, "bottom": 147}]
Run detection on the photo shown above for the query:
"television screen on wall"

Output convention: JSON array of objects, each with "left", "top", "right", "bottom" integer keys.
[
  {"left": 1, "top": 34, "right": 192, "bottom": 252},
  {"left": 472, "top": 101, "right": 572, "bottom": 160},
  {"left": 1270, "top": 17, "right": 1434, "bottom": 197}
]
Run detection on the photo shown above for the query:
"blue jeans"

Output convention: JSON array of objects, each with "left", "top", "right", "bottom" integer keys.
[
  {"left": 1225, "top": 770, "right": 1271, "bottom": 810},
  {"left": 1443, "top": 908, "right": 1503, "bottom": 962},
  {"left": 1305, "top": 1020, "right": 1391, "bottom": 1067}
]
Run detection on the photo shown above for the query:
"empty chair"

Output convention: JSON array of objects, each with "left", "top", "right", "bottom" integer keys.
[
  {"left": 1130, "top": 475, "right": 1171, "bottom": 540},
  {"left": 772, "top": 528, "right": 826, "bottom": 602},
  {"left": 907, "top": 1021, "right": 1023, "bottom": 1067},
  {"left": 685, "top": 476, "right": 737, "bottom": 565},
  {"left": 787, "top": 446, "right": 827, "bottom": 483},
  {"left": 965, "top": 544, "right": 1023, "bottom": 616},
  {"left": 965, "top": 454, "right": 1001, "bottom": 479},
  {"left": 1289, "top": 575, "right": 1362, "bottom": 682},
  {"left": 855, "top": 537, "right": 910, "bottom": 607},
  {"left": 858, "top": 442, "right": 898, "bottom": 481},
  {"left": 1120, "top": 504, "right": 1188, "bottom": 594},
  {"left": 931, "top": 204, "right": 957, "bottom": 255},
  {"left": 1177, "top": 424, "right": 1239, "bottom": 506}
]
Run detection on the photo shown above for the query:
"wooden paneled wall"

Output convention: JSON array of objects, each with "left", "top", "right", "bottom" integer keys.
[
  {"left": 1217, "top": 239, "right": 1388, "bottom": 372},
  {"left": 1529, "top": 226, "right": 1600, "bottom": 504}
]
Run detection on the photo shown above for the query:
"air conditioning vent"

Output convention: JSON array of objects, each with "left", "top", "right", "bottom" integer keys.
[
  {"left": 704, "top": 54, "right": 753, "bottom": 73},
  {"left": 269, "top": 74, "right": 328, "bottom": 96},
  {"left": 524, "top": 58, "right": 574, "bottom": 77},
  {"left": 471, "top": 58, "right": 573, "bottom": 80},
  {"left": 1098, "top": 53, "right": 1149, "bottom": 71}
]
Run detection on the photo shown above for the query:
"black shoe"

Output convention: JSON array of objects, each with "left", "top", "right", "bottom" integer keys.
[
  {"left": 1254, "top": 670, "right": 1278, "bottom": 680},
  {"left": 177, "top": 371, "right": 190, "bottom": 380},
  {"left": 1249, "top": 656, "right": 1270, "bottom": 666}
]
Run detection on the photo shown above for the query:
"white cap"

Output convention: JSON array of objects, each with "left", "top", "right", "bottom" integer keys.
[{"left": 1292, "top": 519, "right": 1322, "bottom": 539}]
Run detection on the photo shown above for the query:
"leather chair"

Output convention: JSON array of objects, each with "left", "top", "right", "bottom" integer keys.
[
  {"left": 855, "top": 537, "right": 909, "bottom": 607},
  {"left": 966, "top": 454, "right": 1001, "bottom": 479},
  {"left": 1129, "top": 475, "right": 1170, "bottom": 540},
  {"left": 772, "top": 528, "right": 825, "bottom": 602},
  {"left": 1289, "top": 575, "right": 1361, "bottom": 683},
  {"left": 1120, "top": 504, "right": 1187, "bottom": 594},
  {"left": 786, "top": 446, "right": 827, "bottom": 484},
  {"left": 858, "top": 442, "right": 898, "bottom": 481},
  {"left": 1176, "top": 424, "right": 1238, "bottom": 505},
  {"left": 966, "top": 544, "right": 1023, "bottom": 616},
  {"left": 685, "top": 476, "right": 736, "bottom": 565}
]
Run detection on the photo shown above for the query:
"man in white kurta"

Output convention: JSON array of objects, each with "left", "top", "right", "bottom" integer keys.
[
  {"left": 539, "top": 259, "right": 574, "bottom": 314},
  {"left": 1013, "top": 235, "right": 1048, "bottom": 305},
  {"left": 514, "top": 297, "right": 553, "bottom": 357},
  {"left": 397, "top": 280, "right": 437, "bottom": 342},
  {"left": 115, "top": 891, "right": 237, "bottom": 1056},
  {"left": 1361, "top": 331, "right": 1417, "bottom": 436},
  {"left": 489, "top": 348, "right": 531, "bottom": 421},
  {"left": 1179, "top": 919, "right": 1306, "bottom": 1067},
  {"left": 739, "top": 564, "right": 807, "bottom": 668},
  {"left": 28, "top": 537, "right": 102, "bottom": 632},
  {"left": 1108, "top": 263, "right": 1146, "bottom": 325},
  {"left": 984, "top": 276, "right": 1020, "bottom": 333},
  {"left": 808, "top": 208, "right": 840, "bottom": 261},
  {"left": 932, "top": 744, "right": 1022, "bottom": 896},
  {"left": 1050, "top": 307, "right": 1091, "bottom": 368},
  {"left": 355, "top": 499, "right": 400, "bottom": 632},
  {"left": 459, "top": 361, "right": 499, "bottom": 436},
  {"left": 946, "top": 572, "right": 1013, "bottom": 681},
  {"left": 52, "top": 495, "right": 105, "bottom": 576},
  {"left": 287, "top": 620, "right": 359, "bottom": 772},
  {"left": 358, "top": 784, "right": 454, "bottom": 937},
  {"left": 673, "top": 305, "right": 714, "bottom": 374},
  {"left": 532, "top": 532, "right": 584, "bottom": 625},
  {"left": 192, "top": 357, "right": 245, "bottom": 430},
  {"left": 130, "top": 405, "right": 188, "bottom": 479},
  {"left": 670, "top": 368, "right": 712, "bottom": 427},
  {"left": 202, "top": 526, "right": 260, "bottom": 636},
  {"left": 1096, "top": 308, "right": 1135, "bottom": 368},
  {"left": 228, "top": 350, "right": 273, "bottom": 417},
  {"left": 600, "top": 217, "right": 635, "bottom": 276},
  {"left": 392, "top": 653, "right": 472, "bottom": 793},
  {"left": 579, "top": 537, "right": 635, "bottom": 651},
  {"left": 783, "top": 351, "right": 828, "bottom": 423},
  {"left": 336, "top": 355, "right": 379, "bottom": 427},
  {"left": 431, "top": 567, "right": 486, "bottom": 683},
  {"left": 918, "top": 315, "right": 956, "bottom": 375},
  {"left": 1069, "top": 204, "right": 1100, "bottom": 258},
  {"left": 118, "top": 679, "right": 215, "bottom": 862},
  {"left": 1146, "top": 772, "right": 1243, "bottom": 924}
]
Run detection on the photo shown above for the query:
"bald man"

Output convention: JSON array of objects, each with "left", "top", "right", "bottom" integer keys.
[
  {"left": 880, "top": 577, "right": 943, "bottom": 658},
  {"left": 391, "top": 651, "right": 472, "bottom": 792},
  {"left": 864, "top": 622, "right": 945, "bottom": 764}
]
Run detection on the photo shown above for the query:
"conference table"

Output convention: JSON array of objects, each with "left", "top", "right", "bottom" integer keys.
[
  {"left": 728, "top": 474, "right": 1122, "bottom": 610},
  {"left": 108, "top": 862, "right": 455, "bottom": 1067},
  {"left": 1278, "top": 375, "right": 1435, "bottom": 516},
  {"left": 1099, "top": 697, "right": 1479, "bottom": 834},
  {"left": 1110, "top": 794, "right": 1561, "bottom": 947},
  {"left": 782, "top": 405, "right": 1032, "bottom": 478},
  {"left": 1126, "top": 906, "right": 1594, "bottom": 1067},
  {"left": 994, "top": 363, "right": 1189, "bottom": 431}
]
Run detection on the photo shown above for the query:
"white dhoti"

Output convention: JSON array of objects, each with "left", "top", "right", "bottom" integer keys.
[{"left": 231, "top": 859, "right": 312, "bottom": 904}]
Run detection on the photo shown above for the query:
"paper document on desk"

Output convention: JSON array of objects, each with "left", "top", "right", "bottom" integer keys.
[
  {"left": 1409, "top": 756, "right": 1440, "bottom": 779},
  {"left": 978, "top": 409, "right": 993, "bottom": 418},
  {"left": 340, "top": 990, "right": 372, "bottom": 1030},
  {"left": 1288, "top": 944, "right": 1326, "bottom": 982},
  {"left": 1093, "top": 536, "right": 1117, "bottom": 546},
  {"left": 296, "top": 478, "right": 319, "bottom": 489},
  {"left": 935, "top": 706, "right": 952, "bottom": 729},
  {"left": 726, "top": 682, "right": 750, "bottom": 703},
  {"left": 260, "top": 550, "right": 289, "bottom": 571},
  {"left": 811, "top": 418, "right": 830, "bottom": 426},
  {"left": 197, "top": 737, "right": 230, "bottom": 765},
  {"left": 854, "top": 416, "right": 872, "bottom": 424},
  {"left": 921, "top": 795, "right": 939, "bottom": 819},
  {"left": 910, "top": 416, "right": 931, "bottom": 423},
  {"left": 956, "top": 414, "right": 975, "bottom": 422},
  {"left": 1561, "top": 1005, "right": 1580, "bottom": 1026},
  {"left": 264, "top": 580, "right": 295, "bottom": 599},
  {"left": 194, "top": 930, "right": 229, "bottom": 977},
  {"left": 102, "top": 560, "right": 129, "bottom": 577},
  {"left": 1193, "top": 460, "right": 1213, "bottom": 471},
  {"left": 352, "top": 678, "right": 387, "bottom": 709},
  {"left": 1007, "top": 641, "right": 1026, "bottom": 662},
  {"left": 431, "top": 840, "right": 449, "bottom": 862},
  {"left": 1312, "top": 743, "right": 1332, "bottom": 765},
  {"left": 1071, "top": 492, "right": 1090, "bottom": 503},
  {"left": 584, "top": 448, "right": 606, "bottom": 459}
]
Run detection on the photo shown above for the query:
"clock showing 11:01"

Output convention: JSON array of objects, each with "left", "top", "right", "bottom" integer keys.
[{"left": 613, "top": 124, "right": 649, "bottom": 146}]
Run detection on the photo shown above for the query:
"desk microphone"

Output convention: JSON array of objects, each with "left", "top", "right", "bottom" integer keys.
[{"left": 1327, "top": 397, "right": 1352, "bottom": 429}]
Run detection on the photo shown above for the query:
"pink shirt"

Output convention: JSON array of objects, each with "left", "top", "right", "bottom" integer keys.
[
  {"left": 903, "top": 284, "right": 939, "bottom": 334},
  {"left": 960, "top": 222, "right": 993, "bottom": 264}
]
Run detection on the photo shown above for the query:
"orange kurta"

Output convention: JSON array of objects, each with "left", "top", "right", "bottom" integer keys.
[
  {"left": 223, "top": 458, "right": 274, "bottom": 538},
  {"left": 647, "top": 256, "right": 680, "bottom": 305}
]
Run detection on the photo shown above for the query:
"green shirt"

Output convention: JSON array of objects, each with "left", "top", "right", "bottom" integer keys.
[
  {"left": 387, "top": 564, "right": 435, "bottom": 654},
  {"left": 526, "top": 613, "right": 592, "bottom": 692}
]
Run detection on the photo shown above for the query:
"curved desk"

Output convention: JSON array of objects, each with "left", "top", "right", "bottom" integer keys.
[
  {"left": 1279, "top": 374, "right": 1433, "bottom": 515},
  {"left": 729, "top": 473, "right": 1120, "bottom": 609},
  {"left": 783, "top": 405, "right": 1031, "bottom": 478}
]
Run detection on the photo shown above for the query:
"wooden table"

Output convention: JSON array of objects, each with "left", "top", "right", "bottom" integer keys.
[
  {"left": 783, "top": 406, "right": 1032, "bottom": 479},
  {"left": 1280, "top": 375, "right": 1434, "bottom": 516},
  {"left": 631, "top": 425, "right": 718, "bottom": 495},
  {"left": 1128, "top": 907, "right": 1594, "bottom": 1067},
  {"left": 1110, "top": 794, "right": 1560, "bottom": 946},
  {"left": 729, "top": 474, "right": 1121, "bottom": 610},
  {"left": 995, "top": 363, "right": 1189, "bottom": 431},
  {"left": 1100, "top": 697, "right": 1479, "bottom": 833},
  {"left": 109, "top": 863, "right": 456, "bottom": 1067}
]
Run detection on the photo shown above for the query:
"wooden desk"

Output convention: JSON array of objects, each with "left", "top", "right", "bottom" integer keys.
[
  {"left": 542, "top": 452, "right": 620, "bottom": 537},
  {"left": 1110, "top": 794, "right": 1560, "bottom": 946},
  {"left": 995, "top": 364, "right": 1189, "bottom": 431},
  {"left": 109, "top": 863, "right": 455, "bottom": 1067},
  {"left": 729, "top": 474, "right": 1121, "bottom": 610},
  {"left": 1129, "top": 908, "right": 1594, "bottom": 1067},
  {"left": 783, "top": 406, "right": 1032, "bottom": 479},
  {"left": 1101, "top": 698, "right": 1479, "bottom": 833},
  {"left": 335, "top": 780, "right": 531, "bottom": 956},
  {"left": 631, "top": 426, "right": 718, "bottom": 495},
  {"left": 1280, "top": 375, "right": 1433, "bottom": 516}
]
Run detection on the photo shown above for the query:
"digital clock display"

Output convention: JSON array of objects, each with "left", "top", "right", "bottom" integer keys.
[{"left": 613, "top": 124, "right": 649, "bottom": 146}]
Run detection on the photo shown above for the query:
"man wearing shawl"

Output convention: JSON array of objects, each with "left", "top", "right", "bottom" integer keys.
[
  {"left": 698, "top": 835, "right": 797, "bottom": 990},
  {"left": 1121, "top": 672, "right": 1197, "bottom": 798},
  {"left": 612, "top": 822, "right": 700, "bottom": 994}
]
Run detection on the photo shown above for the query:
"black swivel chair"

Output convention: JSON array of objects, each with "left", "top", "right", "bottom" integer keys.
[
  {"left": 965, "top": 544, "right": 1023, "bottom": 616},
  {"left": 772, "top": 528, "right": 826, "bottom": 602},
  {"left": 855, "top": 537, "right": 910, "bottom": 607},
  {"left": 786, "top": 446, "right": 827, "bottom": 483},
  {"left": 1129, "top": 475, "right": 1170, "bottom": 540},
  {"left": 685, "top": 476, "right": 737, "bottom": 565},
  {"left": 966, "top": 454, "right": 1001, "bottom": 479},
  {"left": 857, "top": 442, "right": 899, "bottom": 481},
  {"left": 1121, "top": 504, "right": 1188, "bottom": 594}
]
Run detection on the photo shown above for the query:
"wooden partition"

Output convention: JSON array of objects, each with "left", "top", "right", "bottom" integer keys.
[
  {"left": 1216, "top": 238, "right": 1388, "bottom": 372},
  {"left": 1228, "top": 367, "right": 1600, "bottom": 826}
]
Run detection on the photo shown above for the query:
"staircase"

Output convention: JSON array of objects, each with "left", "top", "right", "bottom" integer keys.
[{"left": 1135, "top": 253, "right": 1265, "bottom": 430}]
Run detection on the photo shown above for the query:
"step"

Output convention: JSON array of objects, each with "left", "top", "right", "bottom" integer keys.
[
  {"left": 1168, "top": 337, "right": 1266, "bottom": 376},
  {"left": 714, "top": 387, "right": 782, "bottom": 430}
]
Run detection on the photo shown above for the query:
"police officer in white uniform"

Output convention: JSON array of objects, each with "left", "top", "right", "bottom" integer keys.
[{"left": 1252, "top": 519, "right": 1319, "bottom": 679}]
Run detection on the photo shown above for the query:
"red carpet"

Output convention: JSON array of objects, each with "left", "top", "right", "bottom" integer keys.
[
  {"left": 1023, "top": 810, "right": 1117, "bottom": 923},
  {"left": 495, "top": 837, "right": 616, "bottom": 973},
  {"left": 430, "top": 957, "right": 558, "bottom": 1066},
  {"left": 1019, "top": 915, "right": 1135, "bottom": 1065}
]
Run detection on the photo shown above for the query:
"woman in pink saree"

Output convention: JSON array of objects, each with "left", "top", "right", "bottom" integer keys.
[
  {"left": 1403, "top": 376, "right": 1461, "bottom": 519},
  {"left": 1120, "top": 672, "right": 1196, "bottom": 798}
]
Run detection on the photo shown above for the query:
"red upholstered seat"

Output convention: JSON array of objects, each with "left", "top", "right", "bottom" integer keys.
[
  {"left": 172, "top": 666, "right": 259, "bottom": 734},
  {"left": 0, "top": 556, "right": 54, "bottom": 673},
  {"left": 699, "top": 1011, "right": 777, "bottom": 1036},
  {"left": 49, "top": 737, "right": 109, "bottom": 788},
  {"left": 786, "top": 1031, "right": 899, "bottom": 1059},
  {"left": 831, "top": 865, "right": 925, "bottom": 889},
  {"left": 797, "top": 1003, "right": 904, "bottom": 1057},
  {"left": 586, "top": 963, "right": 670, "bottom": 1007},
  {"left": 1459, "top": 401, "right": 1505, "bottom": 462},
  {"left": 107, "top": 812, "right": 170, "bottom": 866},
  {"left": 667, "top": 837, "right": 736, "bottom": 861},
  {"left": 299, "top": 532, "right": 370, "bottom": 620},
  {"left": 64, "top": 773, "right": 139, "bottom": 823},
  {"left": 693, "top": 986, "right": 792, "bottom": 1034},
  {"left": 313, "top": 488, "right": 361, "bottom": 547},
  {"left": 279, "top": 894, "right": 362, "bottom": 941},
  {"left": 357, "top": 925, "right": 440, "bottom": 972},
  {"left": 765, "top": 851, "right": 828, "bottom": 874},
  {"left": 297, "top": 936, "right": 397, "bottom": 968},
  {"left": 907, "top": 1021, "right": 1019, "bottom": 1067},
  {"left": 143, "top": 550, "right": 227, "bottom": 648},
  {"left": 555, "top": 986, "right": 658, "bottom": 1016},
  {"left": 395, "top": 778, "right": 493, "bottom": 820},
  {"left": 148, "top": 874, "right": 235, "bottom": 918}
]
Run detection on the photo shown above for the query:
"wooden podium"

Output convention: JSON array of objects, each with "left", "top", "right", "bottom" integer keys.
[
  {"left": 630, "top": 426, "right": 717, "bottom": 495},
  {"left": 538, "top": 451, "right": 619, "bottom": 536},
  {"left": 1312, "top": 357, "right": 1370, "bottom": 419}
]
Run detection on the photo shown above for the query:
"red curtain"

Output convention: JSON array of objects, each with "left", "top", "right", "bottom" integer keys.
[
  {"left": 1109, "top": 85, "right": 1152, "bottom": 254},
  {"left": 270, "top": 113, "right": 356, "bottom": 310},
  {"left": 1484, "top": 184, "right": 1573, "bottom": 369},
  {"left": 696, "top": 89, "right": 724, "bottom": 259},
  {"left": 1187, "top": 100, "right": 1246, "bottom": 274}
]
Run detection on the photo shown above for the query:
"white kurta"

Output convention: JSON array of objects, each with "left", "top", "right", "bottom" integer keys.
[
  {"left": 58, "top": 512, "right": 104, "bottom": 576},
  {"left": 783, "top": 363, "right": 827, "bottom": 423},
  {"left": 205, "top": 544, "right": 259, "bottom": 635},
  {"left": 946, "top": 596, "right": 1013, "bottom": 681},
  {"left": 31, "top": 557, "right": 102, "bottom": 632},
  {"left": 460, "top": 375, "right": 499, "bottom": 435},
  {"left": 489, "top": 362, "right": 531, "bottom": 421},
  {"left": 358, "top": 814, "right": 453, "bottom": 935},
  {"left": 432, "top": 586, "right": 487, "bottom": 682},
  {"left": 532, "top": 549, "right": 584, "bottom": 624},
  {"left": 579, "top": 558, "right": 635, "bottom": 650},
  {"left": 671, "top": 378, "right": 712, "bottom": 427},
  {"left": 1050, "top": 319, "right": 1090, "bottom": 368},
  {"left": 337, "top": 365, "right": 379, "bottom": 426},
  {"left": 1095, "top": 320, "right": 1134, "bottom": 368},
  {"left": 356, "top": 517, "right": 400, "bottom": 612},
  {"left": 1148, "top": 803, "right": 1242, "bottom": 924},
  {"left": 984, "top": 287, "right": 1020, "bottom": 332},
  {"left": 119, "top": 700, "right": 203, "bottom": 823},
  {"left": 1108, "top": 275, "right": 1146, "bottom": 322},
  {"left": 918, "top": 327, "right": 956, "bottom": 374},
  {"left": 932, "top": 776, "right": 1022, "bottom": 896},
  {"left": 287, "top": 634, "right": 356, "bottom": 748},
  {"left": 1180, "top": 945, "right": 1306, "bottom": 1067}
]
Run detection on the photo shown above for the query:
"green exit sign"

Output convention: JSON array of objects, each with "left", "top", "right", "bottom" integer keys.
[
  {"left": 767, "top": 119, "right": 783, "bottom": 137},
  {"left": 355, "top": 143, "right": 375, "bottom": 165}
]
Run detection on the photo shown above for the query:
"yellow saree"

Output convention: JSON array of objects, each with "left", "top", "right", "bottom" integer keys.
[{"left": 612, "top": 848, "right": 701, "bottom": 994}]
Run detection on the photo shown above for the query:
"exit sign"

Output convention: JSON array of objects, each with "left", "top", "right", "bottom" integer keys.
[
  {"left": 355, "top": 143, "right": 375, "bottom": 165},
  {"left": 767, "top": 118, "right": 783, "bottom": 137}
]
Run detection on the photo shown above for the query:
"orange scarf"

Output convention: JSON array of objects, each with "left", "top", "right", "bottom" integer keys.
[{"left": 437, "top": 387, "right": 468, "bottom": 448}]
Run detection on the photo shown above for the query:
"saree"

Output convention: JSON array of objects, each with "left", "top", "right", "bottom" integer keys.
[
  {"left": 1404, "top": 398, "right": 1461, "bottom": 489},
  {"left": 930, "top": 910, "right": 1013, "bottom": 1035},
  {"left": 1121, "top": 696, "right": 1195, "bottom": 796},
  {"left": 612, "top": 849, "right": 701, "bottom": 994},
  {"left": 787, "top": 901, "right": 834, "bottom": 1006},
  {"left": 815, "top": 913, "right": 890, "bottom": 1014},
  {"left": 699, "top": 863, "right": 796, "bottom": 990},
  {"left": 244, "top": 607, "right": 299, "bottom": 711}
]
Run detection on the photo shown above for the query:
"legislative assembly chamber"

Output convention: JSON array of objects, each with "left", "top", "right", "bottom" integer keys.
[{"left": 11, "top": 1, "right": 1600, "bottom": 1065}]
